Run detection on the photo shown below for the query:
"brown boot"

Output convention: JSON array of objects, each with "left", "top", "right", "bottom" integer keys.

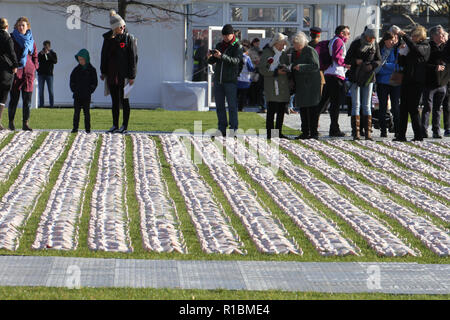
[
  {"left": 351, "top": 115, "right": 361, "bottom": 140},
  {"left": 22, "top": 120, "right": 32, "bottom": 131},
  {"left": 364, "top": 115, "right": 373, "bottom": 141},
  {"left": 0, "top": 105, "right": 4, "bottom": 130}
]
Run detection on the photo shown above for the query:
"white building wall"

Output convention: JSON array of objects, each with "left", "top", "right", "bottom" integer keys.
[{"left": 0, "top": 1, "right": 185, "bottom": 107}]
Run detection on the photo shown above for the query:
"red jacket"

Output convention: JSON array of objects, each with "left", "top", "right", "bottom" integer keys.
[{"left": 12, "top": 38, "right": 38, "bottom": 92}]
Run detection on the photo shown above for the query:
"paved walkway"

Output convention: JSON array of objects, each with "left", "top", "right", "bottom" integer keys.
[{"left": 0, "top": 256, "right": 448, "bottom": 294}]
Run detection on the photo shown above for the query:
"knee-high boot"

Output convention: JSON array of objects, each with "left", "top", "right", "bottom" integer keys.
[
  {"left": 351, "top": 115, "right": 360, "bottom": 140},
  {"left": 364, "top": 115, "right": 373, "bottom": 140}
]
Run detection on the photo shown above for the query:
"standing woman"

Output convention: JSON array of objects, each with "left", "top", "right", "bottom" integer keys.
[
  {"left": 259, "top": 33, "right": 290, "bottom": 139},
  {"left": 291, "top": 31, "right": 322, "bottom": 140},
  {"left": 375, "top": 31, "right": 401, "bottom": 138},
  {"left": 396, "top": 26, "right": 430, "bottom": 141},
  {"left": 344, "top": 25, "right": 381, "bottom": 141},
  {"left": 0, "top": 18, "right": 18, "bottom": 130},
  {"left": 101, "top": 10, "right": 138, "bottom": 134},
  {"left": 8, "top": 16, "right": 38, "bottom": 131}
]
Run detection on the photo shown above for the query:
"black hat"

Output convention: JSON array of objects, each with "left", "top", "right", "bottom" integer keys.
[
  {"left": 310, "top": 27, "right": 322, "bottom": 35},
  {"left": 222, "top": 24, "right": 234, "bottom": 35}
]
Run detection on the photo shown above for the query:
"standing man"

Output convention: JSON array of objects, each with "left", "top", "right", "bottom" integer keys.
[
  {"left": 309, "top": 27, "right": 322, "bottom": 48},
  {"left": 322, "top": 25, "right": 351, "bottom": 137},
  {"left": 207, "top": 24, "right": 243, "bottom": 137},
  {"left": 421, "top": 25, "right": 449, "bottom": 139},
  {"left": 38, "top": 40, "right": 57, "bottom": 108}
]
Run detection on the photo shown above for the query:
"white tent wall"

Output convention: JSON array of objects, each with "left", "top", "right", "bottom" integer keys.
[{"left": 0, "top": 1, "right": 185, "bottom": 108}]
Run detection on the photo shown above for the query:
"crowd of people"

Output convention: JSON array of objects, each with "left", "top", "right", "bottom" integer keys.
[
  {"left": 208, "top": 23, "right": 450, "bottom": 141},
  {"left": 1, "top": 15, "right": 450, "bottom": 141},
  {"left": 0, "top": 10, "right": 138, "bottom": 134}
]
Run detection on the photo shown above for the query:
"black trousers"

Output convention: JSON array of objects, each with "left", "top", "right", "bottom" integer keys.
[
  {"left": 398, "top": 81, "right": 423, "bottom": 139},
  {"left": 237, "top": 87, "right": 250, "bottom": 111},
  {"left": 421, "top": 85, "right": 446, "bottom": 135},
  {"left": 320, "top": 75, "right": 345, "bottom": 133},
  {"left": 73, "top": 98, "right": 91, "bottom": 131},
  {"left": 299, "top": 105, "right": 320, "bottom": 136},
  {"left": 8, "top": 89, "right": 32, "bottom": 122},
  {"left": 266, "top": 101, "right": 286, "bottom": 138},
  {"left": 110, "top": 83, "right": 130, "bottom": 129},
  {"left": 0, "top": 89, "right": 9, "bottom": 105},
  {"left": 442, "top": 84, "right": 450, "bottom": 131}
]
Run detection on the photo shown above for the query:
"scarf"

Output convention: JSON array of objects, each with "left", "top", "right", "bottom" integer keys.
[
  {"left": 219, "top": 35, "right": 237, "bottom": 53},
  {"left": 269, "top": 47, "right": 282, "bottom": 72},
  {"left": 359, "top": 34, "right": 375, "bottom": 55},
  {"left": 12, "top": 29, "right": 34, "bottom": 68}
]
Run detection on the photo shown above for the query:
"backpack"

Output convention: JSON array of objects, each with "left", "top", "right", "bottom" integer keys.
[
  {"left": 315, "top": 40, "right": 332, "bottom": 71},
  {"left": 315, "top": 38, "right": 344, "bottom": 71}
]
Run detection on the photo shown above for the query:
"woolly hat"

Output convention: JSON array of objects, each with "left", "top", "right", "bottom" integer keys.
[
  {"left": 222, "top": 24, "right": 233, "bottom": 35},
  {"left": 364, "top": 24, "right": 377, "bottom": 39},
  {"left": 110, "top": 9, "right": 125, "bottom": 30}
]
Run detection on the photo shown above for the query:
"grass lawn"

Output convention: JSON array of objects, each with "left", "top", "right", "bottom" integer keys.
[
  {"left": 0, "top": 286, "right": 448, "bottom": 300},
  {"left": 1, "top": 107, "right": 298, "bottom": 135},
  {"left": 0, "top": 108, "right": 448, "bottom": 300}
]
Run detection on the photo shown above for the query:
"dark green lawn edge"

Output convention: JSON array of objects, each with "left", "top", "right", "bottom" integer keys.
[{"left": 0, "top": 286, "right": 449, "bottom": 300}]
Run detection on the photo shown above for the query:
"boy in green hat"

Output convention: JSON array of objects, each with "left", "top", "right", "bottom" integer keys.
[{"left": 70, "top": 48, "right": 98, "bottom": 133}]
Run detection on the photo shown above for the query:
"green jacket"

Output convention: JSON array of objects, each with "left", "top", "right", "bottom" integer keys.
[
  {"left": 292, "top": 45, "right": 321, "bottom": 108},
  {"left": 207, "top": 39, "right": 243, "bottom": 84},
  {"left": 259, "top": 47, "right": 290, "bottom": 102}
]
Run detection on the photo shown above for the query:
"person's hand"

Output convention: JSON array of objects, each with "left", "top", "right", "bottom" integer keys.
[
  {"left": 344, "top": 64, "right": 351, "bottom": 69},
  {"left": 206, "top": 51, "right": 212, "bottom": 59},
  {"left": 356, "top": 59, "right": 363, "bottom": 66},
  {"left": 293, "top": 64, "right": 300, "bottom": 71},
  {"left": 278, "top": 69, "right": 287, "bottom": 75},
  {"left": 12, "top": 68, "right": 17, "bottom": 74},
  {"left": 129, "top": 79, "right": 135, "bottom": 85},
  {"left": 100, "top": 74, "right": 105, "bottom": 81},
  {"left": 437, "top": 65, "right": 446, "bottom": 72},
  {"left": 398, "top": 30, "right": 406, "bottom": 37},
  {"left": 213, "top": 49, "right": 221, "bottom": 59}
]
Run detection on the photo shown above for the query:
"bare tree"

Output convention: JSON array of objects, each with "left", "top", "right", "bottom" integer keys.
[
  {"left": 418, "top": 0, "right": 450, "bottom": 27},
  {"left": 40, "top": 0, "right": 212, "bottom": 29}
]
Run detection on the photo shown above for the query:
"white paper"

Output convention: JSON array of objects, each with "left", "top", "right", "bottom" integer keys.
[{"left": 124, "top": 82, "right": 134, "bottom": 98}]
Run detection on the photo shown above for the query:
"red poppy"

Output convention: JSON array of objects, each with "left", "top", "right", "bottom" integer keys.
[
  {"left": 120, "top": 42, "right": 125, "bottom": 48},
  {"left": 267, "top": 57, "right": 274, "bottom": 64}
]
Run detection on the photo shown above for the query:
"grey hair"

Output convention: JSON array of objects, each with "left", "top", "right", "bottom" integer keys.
[
  {"left": 430, "top": 25, "right": 444, "bottom": 37},
  {"left": 270, "top": 32, "right": 290, "bottom": 48},
  {"left": 292, "top": 31, "right": 308, "bottom": 48}
]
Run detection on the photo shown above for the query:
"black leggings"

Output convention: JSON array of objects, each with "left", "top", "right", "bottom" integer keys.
[
  {"left": 8, "top": 89, "right": 32, "bottom": 122},
  {"left": 266, "top": 101, "right": 286, "bottom": 138},
  {"left": 109, "top": 83, "right": 130, "bottom": 129}
]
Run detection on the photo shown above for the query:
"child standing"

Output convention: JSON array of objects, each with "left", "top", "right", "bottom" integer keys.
[{"left": 70, "top": 49, "right": 97, "bottom": 133}]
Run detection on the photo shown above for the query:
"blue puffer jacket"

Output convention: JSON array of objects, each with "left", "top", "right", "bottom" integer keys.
[{"left": 376, "top": 46, "right": 399, "bottom": 85}]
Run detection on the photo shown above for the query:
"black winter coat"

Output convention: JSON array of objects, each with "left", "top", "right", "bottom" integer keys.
[
  {"left": 425, "top": 40, "right": 450, "bottom": 89},
  {"left": 344, "top": 37, "right": 381, "bottom": 84},
  {"left": 100, "top": 30, "right": 138, "bottom": 82},
  {"left": 0, "top": 30, "right": 19, "bottom": 90},
  {"left": 398, "top": 35, "right": 430, "bottom": 85},
  {"left": 38, "top": 50, "right": 57, "bottom": 76},
  {"left": 70, "top": 63, "right": 98, "bottom": 100}
]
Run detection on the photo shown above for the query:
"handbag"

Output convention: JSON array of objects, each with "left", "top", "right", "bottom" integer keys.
[{"left": 389, "top": 57, "right": 402, "bottom": 86}]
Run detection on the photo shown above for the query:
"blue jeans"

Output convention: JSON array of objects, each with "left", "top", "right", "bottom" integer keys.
[
  {"left": 38, "top": 74, "right": 54, "bottom": 108},
  {"left": 376, "top": 83, "right": 401, "bottom": 133},
  {"left": 214, "top": 82, "right": 238, "bottom": 135},
  {"left": 350, "top": 82, "right": 373, "bottom": 116}
]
